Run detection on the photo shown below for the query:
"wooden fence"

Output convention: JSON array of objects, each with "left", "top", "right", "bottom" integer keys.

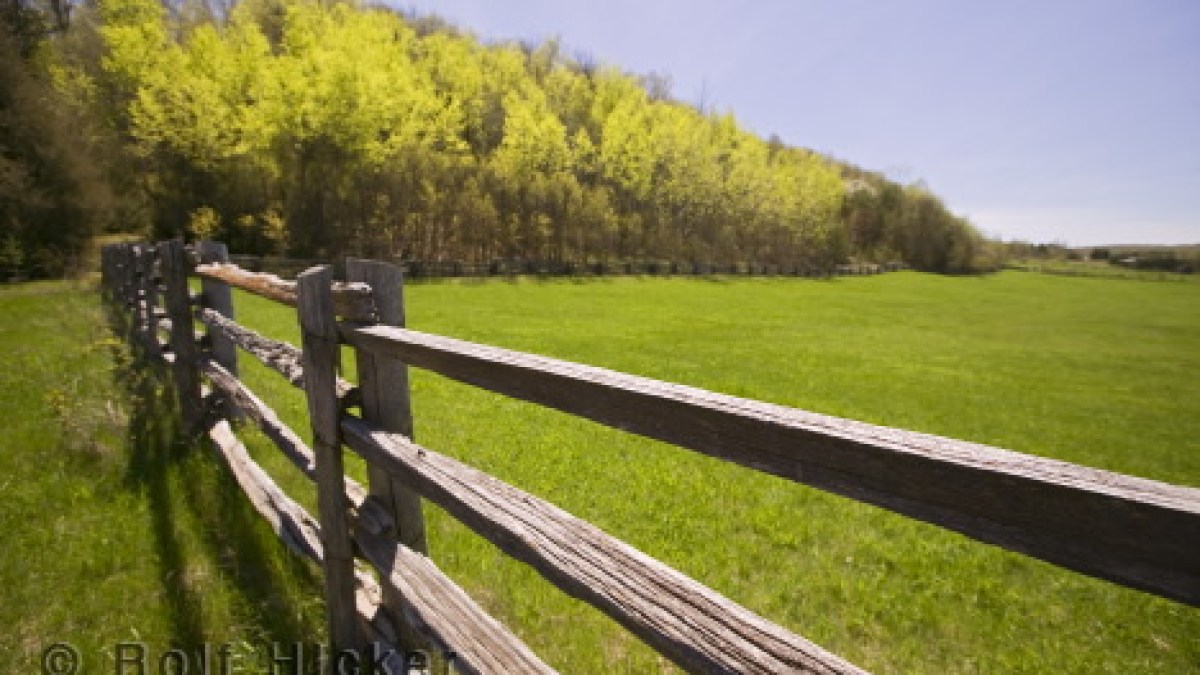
[{"left": 99, "top": 239, "right": 1200, "bottom": 674}]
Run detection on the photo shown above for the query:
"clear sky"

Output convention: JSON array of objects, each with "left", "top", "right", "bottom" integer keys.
[{"left": 394, "top": 0, "right": 1199, "bottom": 246}]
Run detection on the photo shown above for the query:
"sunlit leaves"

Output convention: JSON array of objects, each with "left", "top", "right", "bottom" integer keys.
[
  {"left": 127, "top": 21, "right": 270, "bottom": 166},
  {"left": 89, "top": 0, "right": 979, "bottom": 269},
  {"left": 493, "top": 89, "right": 571, "bottom": 180},
  {"left": 265, "top": 3, "right": 463, "bottom": 163},
  {"left": 98, "top": 0, "right": 170, "bottom": 94}
]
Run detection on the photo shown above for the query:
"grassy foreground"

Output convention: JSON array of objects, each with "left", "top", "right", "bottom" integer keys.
[
  {"left": 2, "top": 270, "right": 1198, "bottom": 672},
  {"left": 0, "top": 282, "right": 325, "bottom": 672}
]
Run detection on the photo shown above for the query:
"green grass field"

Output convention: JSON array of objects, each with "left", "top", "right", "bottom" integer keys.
[
  {"left": 0, "top": 282, "right": 325, "bottom": 672},
  {"left": 2, "top": 270, "right": 1198, "bottom": 672}
]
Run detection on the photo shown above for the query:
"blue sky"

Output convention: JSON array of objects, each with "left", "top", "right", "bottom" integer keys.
[{"left": 395, "top": 0, "right": 1199, "bottom": 246}]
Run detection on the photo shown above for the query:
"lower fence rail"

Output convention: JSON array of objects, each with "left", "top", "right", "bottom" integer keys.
[{"left": 342, "top": 416, "right": 864, "bottom": 675}]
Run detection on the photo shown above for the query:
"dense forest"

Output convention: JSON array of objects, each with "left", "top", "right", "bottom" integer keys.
[{"left": 2, "top": 0, "right": 996, "bottom": 278}]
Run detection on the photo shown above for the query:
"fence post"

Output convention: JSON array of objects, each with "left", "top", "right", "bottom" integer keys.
[
  {"left": 118, "top": 244, "right": 137, "bottom": 339},
  {"left": 136, "top": 244, "right": 162, "bottom": 355},
  {"left": 129, "top": 245, "right": 144, "bottom": 340},
  {"left": 346, "top": 258, "right": 429, "bottom": 651},
  {"left": 197, "top": 241, "right": 237, "bottom": 377},
  {"left": 145, "top": 245, "right": 162, "bottom": 347},
  {"left": 296, "top": 266, "right": 361, "bottom": 663},
  {"left": 112, "top": 244, "right": 124, "bottom": 303},
  {"left": 132, "top": 245, "right": 151, "bottom": 345},
  {"left": 159, "top": 239, "right": 203, "bottom": 426},
  {"left": 116, "top": 244, "right": 132, "bottom": 308}
]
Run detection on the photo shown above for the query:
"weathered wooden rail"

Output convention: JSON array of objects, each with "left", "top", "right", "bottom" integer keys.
[{"left": 99, "top": 240, "right": 1200, "bottom": 674}]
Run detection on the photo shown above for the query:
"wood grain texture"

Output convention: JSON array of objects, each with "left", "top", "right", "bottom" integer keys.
[
  {"left": 197, "top": 357, "right": 392, "bottom": 535},
  {"left": 297, "top": 266, "right": 361, "bottom": 656},
  {"left": 354, "top": 499, "right": 557, "bottom": 675},
  {"left": 346, "top": 258, "right": 429, "bottom": 655},
  {"left": 346, "top": 258, "right": 426, "bottom": 553},
  {"left": 197, "top": 241, "right": 238, "bottom": 377},
  {"left": 197, "top": 308, "right": 354, "bottom": 399},
  {"left": 208, "top": 418, "right": 324, "bottom": 561},
  {"left": 341, "top": 324, "right": 1200, "bottom": 606},
  {"left": 132, "top": 245, "right": 157, "bottom": 346},
  {"left": 195, "top": 262, "right": 377, "bottom": 321},
  {"left": 204, "top": 416, "right": 401, "bottom": 666},
  {"left": 205, "top": 409, "right": 549, "bottom": 673},
  {"left": 127, "top": 245, "right": 142, "bottom": 312},
  {"left": 118, "top": 244, "right": 137, "bottom": 309},
  {"left": 206, "top": 395, "right": 550, "bottom": 673},
  {"left": 159, "top": 240, "right": 203, "bottom": 426},
  {"left": 342, "top": 416, "right": 864, "bottom": 675}
]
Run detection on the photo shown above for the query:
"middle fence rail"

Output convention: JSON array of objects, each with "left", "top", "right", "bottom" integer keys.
[{"left": 99, "top": 240, "right": 1200, "bottom": 674}]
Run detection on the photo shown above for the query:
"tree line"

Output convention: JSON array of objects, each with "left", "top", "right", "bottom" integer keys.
[{"left": 3, "top": 0, "right": 996, "bottom": 278}]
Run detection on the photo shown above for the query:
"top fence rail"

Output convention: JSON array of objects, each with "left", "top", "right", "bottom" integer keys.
[
  {"left": 339, "top": 323, "right": 1200, "bottom": 606},
  {"left": 195, "top": 263, "right": 379, "bottom": 321}
]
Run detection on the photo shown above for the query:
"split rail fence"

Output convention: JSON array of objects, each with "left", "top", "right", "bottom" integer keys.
[{"left": 99, "top": 239, "right": 1200, "bottom": 674}]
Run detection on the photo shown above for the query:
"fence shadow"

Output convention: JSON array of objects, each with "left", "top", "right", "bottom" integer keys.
[{"left": 106, "top": 301, "right": 323, "bottom": 654}]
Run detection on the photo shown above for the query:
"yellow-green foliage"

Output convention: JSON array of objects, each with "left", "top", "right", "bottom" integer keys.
[
  {"left": 88, "top": 0, "right": 874, "bottom": 267},
  {"left": 79, "top": 0, "right": 985, "bottom": 271}
]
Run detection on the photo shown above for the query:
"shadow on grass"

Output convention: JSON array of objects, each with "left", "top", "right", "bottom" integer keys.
[{"left": 107, "top": 300, "right": 323, "bottom": 653}]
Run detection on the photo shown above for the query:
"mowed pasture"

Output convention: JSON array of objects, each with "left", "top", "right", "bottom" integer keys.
[{"left": 2, "top": 270, "right": 1198, "bottom": 672}]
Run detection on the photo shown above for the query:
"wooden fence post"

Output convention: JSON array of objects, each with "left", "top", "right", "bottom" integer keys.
[
  {"left": 296, "top": 266, "right": 361, "bottom": 664},
  {"left": 124, "top": 244, "right": 139, "bottom": 312},
  {"left": 346, "top": 258, "right": 429, "bottom": 652},
  {"left": 112, "top": 244, "right": 124, "bottom": 304},
  {"left": 144, "top": 245, "right": 162, "bottom": 347},
  {"left": 346, "top": 259, "right": 427, "bottom": 551},
  {"left": 197, "top": 240, "right": 238, "bottom": 376},
  {"left": 133, "top": 244, "right": 159, "bottom": 353},
  {"left": 159, "top": 239, "right": 203, "bottom": 426},
  {"left": 117, "top": 244, "right": 134, "bottom": 309},
  {"left": 110, "top": 244, "right": 137, "bottom": 345},
  {"left": 132, "top": 245, "right": 149, "bottom": 341}
]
